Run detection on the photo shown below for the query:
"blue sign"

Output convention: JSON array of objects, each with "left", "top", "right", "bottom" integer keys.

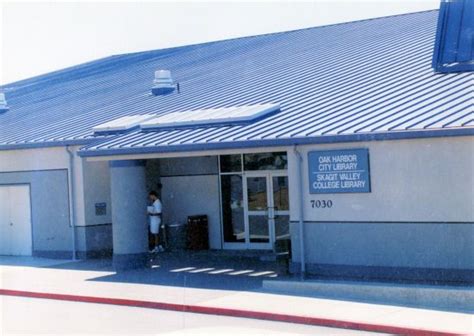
[
  {"left": 95, "top": 202, "right": 107, "bottom": 216},
  {"left": 308, "top": 149, "right": 371, "bottom": 194}
]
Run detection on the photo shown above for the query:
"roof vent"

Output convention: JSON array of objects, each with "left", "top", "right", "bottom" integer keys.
[
  {"left": 0, "top": 93, "right": 9, "bottom": 113},
  {"left": 432, "top": 0, "right": 474, "bottom": 73},
  {"left": 152, "top": 70, "right": 177, "bottom": 95}
]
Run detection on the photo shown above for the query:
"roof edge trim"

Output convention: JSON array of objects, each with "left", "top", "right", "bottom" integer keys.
[
  {"left": 0, "top": 139, "right": 93, "bottom": 151},
  {"left": 77, "top": 127, "right": 474, "bottom": 158}
]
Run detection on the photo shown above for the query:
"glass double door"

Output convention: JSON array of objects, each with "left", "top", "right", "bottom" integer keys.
[{"left": 242, "top": 172, "right": 289, "bottom": 250}]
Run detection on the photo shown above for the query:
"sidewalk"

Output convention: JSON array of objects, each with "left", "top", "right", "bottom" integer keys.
[{"left": 0, "top": 256, "right": 472, "bottom": 335}]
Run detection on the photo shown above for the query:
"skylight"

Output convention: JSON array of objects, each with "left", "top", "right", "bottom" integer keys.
[
  {"left": 91, "top": 104, "right": 280, "bottom": 135},
  {"left": 92, "top": 114, "right": 156, "bottom": 134},
  {"left": 140, "top": 103, "right": 280, "bottom": 130}
]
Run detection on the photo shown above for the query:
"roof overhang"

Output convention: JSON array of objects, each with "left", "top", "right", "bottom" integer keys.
[
  {"left": 77, "top": 127, "right": 474, "bottom": 160},
  {"left": 0, "top": 139, "right": 93, "bottom": 151}
]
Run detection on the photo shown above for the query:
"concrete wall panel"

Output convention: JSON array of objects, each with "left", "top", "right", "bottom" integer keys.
[
  {"left": 0, "top": 169, "right": 72, "bottom": 253},
  {"left": 288, "top": 136, "right": 474, "bottom": 277},
  {"left": 288, "top": 136, "right": 474, "bottom": 222},
  {"left": 82, "top": 160, "right": 112, "bottom": 226},
  {"left": 161, "top": 175, "right": 221, "bottom": 249},
  {"left": 290, "top": 222, "right": 474, "bottom": 270}
]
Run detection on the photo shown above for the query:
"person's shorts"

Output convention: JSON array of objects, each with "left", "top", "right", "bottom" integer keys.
[{"left": 150, "top": 218, "right": 161, "bottom": 234}]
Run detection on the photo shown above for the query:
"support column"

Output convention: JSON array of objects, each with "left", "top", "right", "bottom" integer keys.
[{"left": 110, "top": 160, "right": 149, "bottom": 271}]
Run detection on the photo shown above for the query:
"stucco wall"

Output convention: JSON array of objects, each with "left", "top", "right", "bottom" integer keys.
[
  {"left": 161, "top": 175, "right": 221, "bottom": 249},
  {"left": 0, "top": 147, "right": 70, "bottom": 172},
  {"left": 0, "top": 169, "right": 72, "bottom": 254},
  {"left": 290, "top": 222, "right": 474, "bottom": 269},
  {"left": 78, "top": 160, "right": 113, "bottom": 255},
  {"left": 0, "top": 146, "right": 113, "bottom": 256},
  {"left": 82, "top": 160, "right": 112, "bottom": 225},
  {"left": 147, "top": 156, "right": 221, "bottom": 249},
  {"left": 287, "top": 136, "right": 474, "bottom": 277},
  {"left": 288, "top": 136, "right": 474, "bottom": 223}
]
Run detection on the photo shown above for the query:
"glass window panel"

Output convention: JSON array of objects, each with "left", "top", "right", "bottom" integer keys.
[
  {"left": 221, "top": 175, "right": 245, "bottom": 243},
  {"left": 275, "top": 215, "right": 290, "bottom": 241},
  {"left": 220, "top": 154, "right": 242, "bottom": 173},
  {"left": 246, "top": 177, "right": 267, "bottom": 211},
  {"left": 249, "top": 216, "right": 269, "bottom": 243},
  {"left": 272, "top": 176, "right": 289, "bottom": 211},
  {"left": 243, "top": 152, "right": 287, "bottom": 171}
]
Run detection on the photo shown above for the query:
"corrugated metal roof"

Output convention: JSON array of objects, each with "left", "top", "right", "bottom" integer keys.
[{"left": 0, "top": 10, "right": 472, "bottom": 156}]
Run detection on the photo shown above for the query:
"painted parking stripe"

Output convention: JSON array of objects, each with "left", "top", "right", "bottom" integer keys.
[{"left": 0, "top": 289, "right": 462, "bottom": 336}]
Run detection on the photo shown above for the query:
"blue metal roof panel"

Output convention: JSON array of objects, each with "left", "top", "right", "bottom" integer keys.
[{"left": 0, "top": 10, "right": 473, "bottom": 155}]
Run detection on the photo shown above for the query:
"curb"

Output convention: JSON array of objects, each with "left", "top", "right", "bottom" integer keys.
[
  {"left": 0, "top": 289, "right": 463, "bottom": 336},
  {"left": 262, "top": 279, "right": 474, "bottom": 313}
]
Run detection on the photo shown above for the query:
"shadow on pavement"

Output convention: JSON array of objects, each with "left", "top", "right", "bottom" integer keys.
[
  {"left": 0, "top": 256, "right": 73, "bottom": 268},
  {"left": 38, "top": 252, "right": 474, "bottom": 314},
  {"left": 43, "top": 250, "right": 290, "bottom": 292},
  {"left": 2, "top": 254, "right": 472, "bottom": 314}
]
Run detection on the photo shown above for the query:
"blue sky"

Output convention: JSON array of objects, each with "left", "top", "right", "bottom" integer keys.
[{"left": 1, "top": 0, "right": 439, "bottom": 84}]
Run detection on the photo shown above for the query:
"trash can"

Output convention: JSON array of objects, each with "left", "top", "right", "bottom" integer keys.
[
  {"left": 186, "top": 215, "right": 209, "bottom": 250},
  {"left": 166, "top": 223, "right": 187, "bottom": 250}
]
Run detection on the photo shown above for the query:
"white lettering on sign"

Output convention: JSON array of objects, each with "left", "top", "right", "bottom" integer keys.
[
  {"left": 313, "top": 181, "right": 340, "bottom": 189},
  {"left": 341, "top": 180, "right": 365, "bottom": 188},
  {"left": 309, "top": 149, "right": 370, "bottom": 194}
]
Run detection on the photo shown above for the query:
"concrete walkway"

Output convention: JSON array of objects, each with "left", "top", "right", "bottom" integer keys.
[{"left": 0, "top": 256, "right": 472, "bottom": 335}]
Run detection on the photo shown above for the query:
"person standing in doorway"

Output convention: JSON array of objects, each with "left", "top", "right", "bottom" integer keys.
[{"left": 147, "top": 190, "right": 163, "bottom": 253}]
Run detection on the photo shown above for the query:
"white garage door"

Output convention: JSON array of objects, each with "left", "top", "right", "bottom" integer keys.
[{"left": 0, "top": 185, "right": 32, "bottom": 256}]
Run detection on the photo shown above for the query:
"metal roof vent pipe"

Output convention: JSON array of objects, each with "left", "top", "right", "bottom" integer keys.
[
  {"left": 151, "top": 70, "right": 178, "bottom": 95},
  {"left": 0, "top": 93, "right": 9, "bottom": 113}
]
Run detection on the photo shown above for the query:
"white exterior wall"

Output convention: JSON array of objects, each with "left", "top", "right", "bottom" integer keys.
[
  {"left": 288, "top": 136, "right": 474, "bottom": 223},
  {"left": 145, "top": 156, "right": 221, "bottom": 249},
  {"left": 0, "top": 147, "right": 71, "bottom": 172},
  {"left": 0, "top": 146, "right": 87, "bottom": 226},
  {"left": 0, "top": 146, "right": 114, "bottom": 256},
  {"left": 161, "top": 175, "right": 221, "bottom": 249},
  {"left": 0, "top": 146, "right": 113, "bottom": 227},
  {"left": 82, "top": 160, "right": 112, "bottom": 226},
  {"left": 287, "top": 136, "right": 474, "bottom": 275}
]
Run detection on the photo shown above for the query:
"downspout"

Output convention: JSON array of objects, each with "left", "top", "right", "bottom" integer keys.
[
  {"left": 66, "top": 146, "right": 77, "bottom": 261},
  {"left": 293, "top": 145, "right": 306, "bottom": 279}
]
